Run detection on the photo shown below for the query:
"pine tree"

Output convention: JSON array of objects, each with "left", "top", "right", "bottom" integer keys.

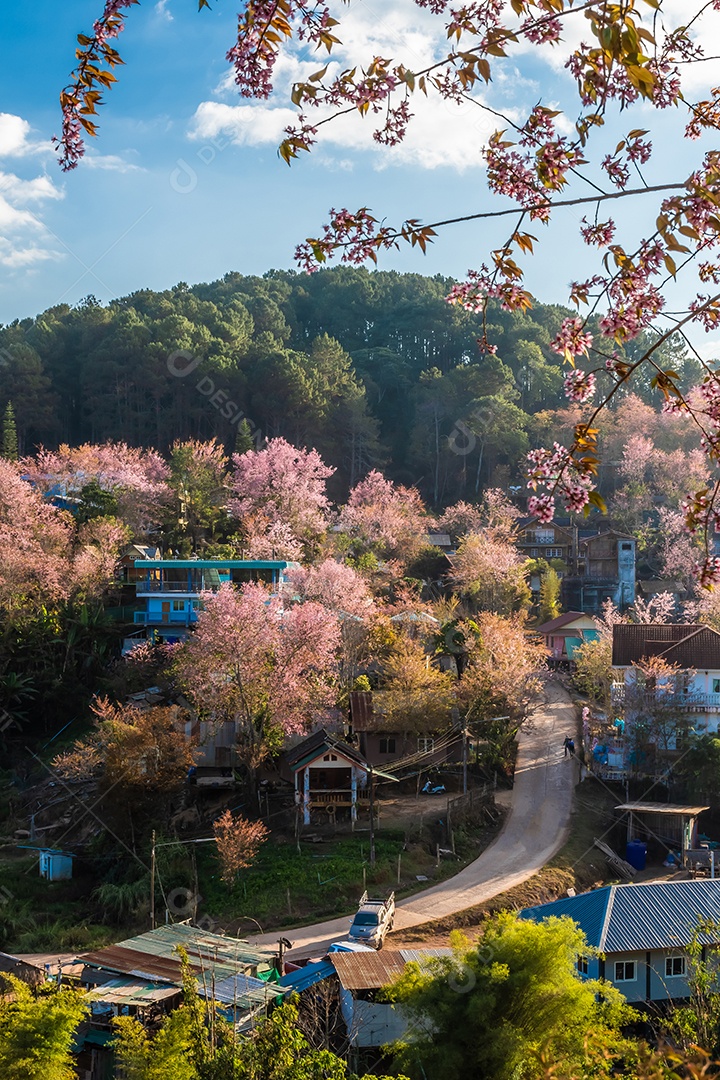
[
  {"left": 234, "top": 418, "right": 256, "bottom": 456},
  {"left": 1, "top": 402, "right": 18, "bottom": 461}
]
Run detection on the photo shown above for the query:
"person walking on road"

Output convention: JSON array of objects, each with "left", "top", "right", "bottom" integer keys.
[{"left": 563, "top": 736, "right": 575, "bottom": 758}]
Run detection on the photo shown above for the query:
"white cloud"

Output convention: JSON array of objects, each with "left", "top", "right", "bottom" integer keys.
[
  {"left": 82, "top": 152, "right": 144, "bottom": 173},
  {"left": 155, "top": 0, "right": 173, "bottom": 23},
  {"left": 189, "top": 0, "right": 720, "bottom": 173},
  {"left": 0, "top": 112, "right": 53, "bottom": 158},
  {"left": 0, "top": 114, "right": 64, "bottom": 271},
  {"left": 189, "top": 0, "right": 530, "bottom": 171}
]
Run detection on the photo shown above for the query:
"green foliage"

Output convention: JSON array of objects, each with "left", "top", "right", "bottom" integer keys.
[
  {"left": 675, "top": 734, "right": 720, "bottom": 804},
  {"left": 113, "top": 1009, "right": 197, "bottom": 1080},
  {"left": 664, "top": 921, "right": 720, "bottom": 1057},
  {"left": 75, "top": 479, "right": 119, "bottom": 522},
  {"left": 0, "top": 975, "right": 88, "bottom": 1080},
  {"left": 1, "top": 401, "right": 18, "bottom": 461},
  {"left": 386, "top": 915, "right": 636, "bottom": 1080},
  {"left": 0, "top": 269, "right": 578, "bottom": 501},
  {"left": 538, "top": 566, "right": 561, "bottom": 624}
]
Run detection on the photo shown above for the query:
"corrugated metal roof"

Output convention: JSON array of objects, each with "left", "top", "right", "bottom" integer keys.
[
  {"left": 80, "top": 925, "right": 274, "bottom": 985},
  {"left": 330, "top": 948, "right": 452, "bottom": 991},
  {"left": 278, "top": 960, "right": 336, "bottom": 993},
  {"left": 399, "top": 948, "right": 453, "bottom": 963},
  {"left": 349, "top": 692, "right": 373, "bottom": 731},
  {"left": 520, "top": 887, "right": 611, "bottom": 949},
  {"left": 659, "top": 626, "right": 720, "bottom": 669},
  {"left": 616, "top": 802, "right": 709, "bottom": 816},
  {"left": 85, "top": 976, "right": 181, "bottom": 1006},
  {"left": 201, "top": 972, "right": 288, "bottom": 1007},
  {"left": 331, "top": 952, "right": 407, "bottom": 990},
  {"left": 521, "top": 880, "right": 720, "bottom": 953}
]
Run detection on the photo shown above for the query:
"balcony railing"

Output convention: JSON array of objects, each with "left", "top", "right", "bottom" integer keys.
[
  {"left": 611, "top": 686, "right": 720, "bottom": 712},
  {"left": 135, "top": 579, "right": 223, "bottom": 594},
  {"left": 297, "top": 789, "right": 372, "bottom": 807},
  {"left": 134, "top": 610, "right": 196, "bottom": 626}
]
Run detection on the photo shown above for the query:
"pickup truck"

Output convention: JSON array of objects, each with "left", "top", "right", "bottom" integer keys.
[{"left": 347, "top": 890, "right": 395, "bottom": 950}]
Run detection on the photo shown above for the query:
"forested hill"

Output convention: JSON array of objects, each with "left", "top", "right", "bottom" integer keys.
[{"left": 0, "top": 268, "right": 700, "bottom": 505}]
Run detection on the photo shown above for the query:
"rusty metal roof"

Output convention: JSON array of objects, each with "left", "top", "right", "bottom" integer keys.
[
  {"left": 79, "top": 924, "right": 275, "bottom": 985},
  {"left": 349, "top": 692, "right": 373, "bottom": 731},
  {"left": 330, "top": 948, "right": 452, "bottom": 991}
]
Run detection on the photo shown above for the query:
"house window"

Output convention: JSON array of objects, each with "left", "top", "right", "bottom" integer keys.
[
  {"left": 322, "top": 753, "right": 338, "bottom": 762},
  {"left": 621, "top": 542, "right": 633, "bottom": 551},
  {"left": 665, "top": 956, "right": 686, "bottom": 978},
  {"left": 614, "top": 961, "right": 635, "bottom": 982},
  {"left": 577, "top": 956, "right": 589, "bottom": 975},
  {"left": 418, "top": 737, "right": 435, "bottom": 753},
  {"left": 535, "top": 529, "right": 554, "bottom": 544},
  {"left": 172, "top": 600, "right": 185, "bottom": 612},
  {"left": 546, "top": 548, "right": 563, "bottom": 559},
  {"left": 379, "top": 738, "right": 396, "bottom": 755},
  {"left": 713, "top": 679, "right": 720, "bottom": 694}
]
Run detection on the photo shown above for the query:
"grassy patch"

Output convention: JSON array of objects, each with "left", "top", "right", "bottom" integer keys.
[
  {"left": 0, "top": 806, "right": 505, "bottom": 951},
  {"left": 0, "top": 851, "right": 120, "bottom": 954},
  {"left": 198, "top": 813, "right": 505, "bottom": 933}
]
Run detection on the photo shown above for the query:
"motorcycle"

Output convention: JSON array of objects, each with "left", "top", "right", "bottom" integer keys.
[{"left": 421, "top": 780, "right": 446, "bottom": 795}]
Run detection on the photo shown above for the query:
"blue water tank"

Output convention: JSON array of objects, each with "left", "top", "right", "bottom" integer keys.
[{"left": 626, "top": 840, "right": 647, "bottom": 871}]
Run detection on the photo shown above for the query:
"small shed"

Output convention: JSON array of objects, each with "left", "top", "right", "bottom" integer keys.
[
  {"left": 330, "top": 949, "right": 451, "bottom": 1048},
  {"left": 39, "top": 849, "right": 73, "bottom": 881},
  {"left": 616, "top": 802, "right": 709, "bottom": 865},
  {"left": 284, "top": 729, "right": 373, "bottom": 826}
]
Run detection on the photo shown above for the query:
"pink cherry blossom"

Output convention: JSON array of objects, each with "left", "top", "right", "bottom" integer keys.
[
  {"left": 563, "top": 369, "right": 596, "bottom": 403},
  {"left": 551, "top": 317, "right": 593, "bottom": 357}
]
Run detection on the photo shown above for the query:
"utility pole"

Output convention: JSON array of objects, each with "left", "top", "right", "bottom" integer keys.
[
  {"left": 150, "top": 830, "right": 156, "bottom": 930},
  {"left": 368, "top": 763, "right": 376, "bottom": 867},
  {"left": 462, "top": 729, "right": 468, "bottom": 795}
]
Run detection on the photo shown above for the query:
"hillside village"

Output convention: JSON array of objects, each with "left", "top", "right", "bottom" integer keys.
[{"left": 3, "top": 259, "right": 720, "bottom": 1077}]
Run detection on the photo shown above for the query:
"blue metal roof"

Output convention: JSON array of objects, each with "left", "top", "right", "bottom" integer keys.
[
  {"left": 521, "top": 879, "right": 720, "bottom": 953},
  {"left": 278, "top": 960, "right": 335, "bottom": 993}
]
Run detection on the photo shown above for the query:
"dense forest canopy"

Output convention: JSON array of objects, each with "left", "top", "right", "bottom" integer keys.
[{"left": 0, "top": 267, "right": 703, "bottom": 505}]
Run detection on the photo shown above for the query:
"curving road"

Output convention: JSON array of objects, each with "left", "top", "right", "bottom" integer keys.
[{"left": 253, "top": 680, "right": 579, "bottom": 959}]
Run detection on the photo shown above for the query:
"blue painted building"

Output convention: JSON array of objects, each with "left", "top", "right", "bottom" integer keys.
[
  {"left": 39, "top": 849, "right": 74, "bottom": 881},
  {"left": 131, "top": 559, "right": 293, "bottom": 644},
  {"left": 520, "top": 879, "right": 720, "bottom": 1003}
]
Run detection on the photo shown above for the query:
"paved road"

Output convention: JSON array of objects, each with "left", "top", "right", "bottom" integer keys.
[{"left": 253, "top": 680, "right": 579, "bottom": 959}]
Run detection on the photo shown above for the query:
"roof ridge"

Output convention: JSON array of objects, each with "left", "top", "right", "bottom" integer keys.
[
  {"left": 598, "top": 884, "right": 616, "bottom": 952},
  {"left": 658, "top": 625, "right": 712, "bottom": 657}
]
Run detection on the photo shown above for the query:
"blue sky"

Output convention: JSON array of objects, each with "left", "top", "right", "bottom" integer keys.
[{"left": 1, "top": 0, "right": 720, "bottom": 357}]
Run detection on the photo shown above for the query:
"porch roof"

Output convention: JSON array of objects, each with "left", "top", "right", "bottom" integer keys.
[{"left": 285, "top": 728, "right": 369, "bottom": 773}]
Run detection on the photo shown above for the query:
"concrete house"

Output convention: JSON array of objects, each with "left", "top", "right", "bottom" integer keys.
[
  {"left": 521, "top": 879, "right": 720, "bottom": 1004},
  {"left": 131, "top": 558, "right": 293, "bottom": 644},
  {"left": 611, "top": 623, "right": 720, "bottom": 737}
]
